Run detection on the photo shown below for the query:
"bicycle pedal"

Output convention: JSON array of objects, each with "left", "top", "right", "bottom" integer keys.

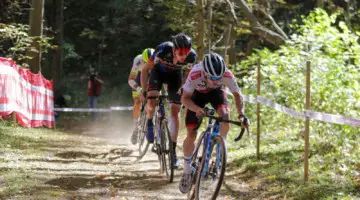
[{"left": 151, "top": 144, "right": 161, "bottom": 155}]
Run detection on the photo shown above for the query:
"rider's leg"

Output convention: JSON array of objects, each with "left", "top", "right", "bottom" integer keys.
[
  {"left": 146, "top": 90, "right": 159, "bottom": 119},
  {"left": 210, "top": 88, "right": 230, "bottom": 139},
  {"left": 133, "top": 96, "right": 141, "bottom": 120},
  {"left": 170, "top": 103, "right": 181, "bottom": 165},
  {"left": 169, "top": 103, "right": 181, "bottom": 142},
  {"left": 217, "top": 106, "right": 230, "bottom": 138},
  {"left": 166, "top": 70, "right": 183, "bottom": 166},
  {"left": 145, "top": 90, "right": 159, "bottom": 143},
  {"left": 183, "top": 126, "right": 197, "bottom": 173},
  {"left": 179, "top": 110, "right": 200, "bottom": 194},
  {"left": 130, "top": 94, "right": 142, "bottom": 144},
  {"left": 145, "top": 65, "right": 163, "bottom": 143}
]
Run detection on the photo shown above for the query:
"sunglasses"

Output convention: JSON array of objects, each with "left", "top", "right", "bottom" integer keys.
[
  {"left": 176, "top": 48, "right": 190, "bottom": 56},
  {"left": 207, "top": 76, "right": 222, "bottom": 81}
]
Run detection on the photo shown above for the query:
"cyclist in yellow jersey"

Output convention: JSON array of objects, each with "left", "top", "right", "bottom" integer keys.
[{"left": 128, "top": 48, "right": 154, "bottom": 144}]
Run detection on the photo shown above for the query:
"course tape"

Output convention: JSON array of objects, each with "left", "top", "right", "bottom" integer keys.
[
  {"left": 54, "top": 96, "right": 360, "bottom": 127},
  {"left": 306, "top": 110, "right": 360, "bottom": 127},
  {"left": 243, "top": 95, "right": 360, "bottom": 127},
  {"left": 54, "top": 106, "right": 133, "bottom": 112}
]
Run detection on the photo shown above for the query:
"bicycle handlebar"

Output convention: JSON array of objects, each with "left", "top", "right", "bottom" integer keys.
[{"left": 203, "top": 107, "right": 249, "bottom": 142}]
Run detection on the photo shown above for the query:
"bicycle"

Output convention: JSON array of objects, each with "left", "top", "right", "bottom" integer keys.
[
  {"left": 137, "top": 103, "right": 150, "bottom": 159},
  {"left": 187, "top": 107, "right": 248, "bottom": 200},
  {"left": 148, "top": 95, "right": 175, "bottom": 183}
]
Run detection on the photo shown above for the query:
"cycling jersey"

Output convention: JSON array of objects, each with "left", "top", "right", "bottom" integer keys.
[
  {"left": 129, "top": 54, "right": 144, "bottom": 90},
  {"left": 148, "top": 42, "right": 196, "bottom": 104},
  {"left": 149, "top": 42, "right": 195, "bottom": 69},
  {"left": 182, "top": 63, "right": 240, "bottom": 94}
]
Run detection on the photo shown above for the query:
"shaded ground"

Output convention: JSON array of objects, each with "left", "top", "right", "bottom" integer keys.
[{"left": 0, "top": 114, "right": 359, "bottom": 199}]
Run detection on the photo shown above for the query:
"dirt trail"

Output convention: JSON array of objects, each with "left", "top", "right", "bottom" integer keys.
[
  {"left": 52, "top": 123, "right": 243, "bottom": 199},
  {"left": 1, "top": 117, "right": 248, "bottom": 199}
]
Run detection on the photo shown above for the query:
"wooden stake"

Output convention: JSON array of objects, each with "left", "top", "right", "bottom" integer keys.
[
  {"left": 256, "top": 58, "right": 261, "bottom": 159},
  {"left": 304, "top": 60, "right": 311, "bottom": 183}
]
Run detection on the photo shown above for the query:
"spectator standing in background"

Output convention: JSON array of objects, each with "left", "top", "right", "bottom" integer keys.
[{"left": 88, "top": 71, "right": 103, "bottom": 120}]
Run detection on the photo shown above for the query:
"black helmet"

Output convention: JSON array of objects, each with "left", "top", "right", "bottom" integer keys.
[
  {"left": 172, "top": 33, "right": 192, "bottom": 49},
  {"left": 203, "top": 53, "right": 226, "bottom": 78}
]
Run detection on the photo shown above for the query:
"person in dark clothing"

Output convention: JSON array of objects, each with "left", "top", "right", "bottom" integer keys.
[
  {"left": 54, "top": 94, "right": 70, "bottom": 119},
  {"left": 88, "top": 72, "right": 103, "bottom": 120}
]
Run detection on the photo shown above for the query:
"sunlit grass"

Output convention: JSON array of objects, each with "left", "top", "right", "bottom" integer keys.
[{"left": 227, "top": 125, "right": 360, "bottom": 200}]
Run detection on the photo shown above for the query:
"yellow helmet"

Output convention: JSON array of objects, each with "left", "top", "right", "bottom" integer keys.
[{"left": 141, "top": 48, "right": 155, "bottom": 63}]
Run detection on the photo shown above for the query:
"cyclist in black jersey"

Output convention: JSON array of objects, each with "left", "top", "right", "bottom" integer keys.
[{"left": 141, "top": 33, "right": 195, "bottom": 168}]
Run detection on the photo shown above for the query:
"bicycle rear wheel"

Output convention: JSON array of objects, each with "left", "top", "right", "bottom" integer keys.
[
  {"left": 160, "top": 120, "right": 174, "bottom": 182},
  {"left": 194, "top": 135, "right": 227, "bottom": 200},
  {"left": 138, "top": 111, "right": 149, "bottom": 159}
]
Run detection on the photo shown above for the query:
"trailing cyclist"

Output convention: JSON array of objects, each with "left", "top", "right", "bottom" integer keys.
[
  {"left": 179, "top": 52, "right": 247, "bottom": 193},
  {"left": 128, "top": 48, "right": 154, "bottom": 145},
  {"left": 141, "top": 33, "right": 195, "bottom": 168}
]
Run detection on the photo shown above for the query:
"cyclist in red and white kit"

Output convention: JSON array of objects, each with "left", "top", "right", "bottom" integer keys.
[{"left": 179, "top": 52, "right": 247, "bottom": 193}]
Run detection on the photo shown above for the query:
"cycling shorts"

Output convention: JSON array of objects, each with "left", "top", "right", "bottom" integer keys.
[
  {"left": 185, "top": 88, "right": 229, "bottom": 128},
  {"left": 147, "top": 64, "right": 182, "bottom": 104}
]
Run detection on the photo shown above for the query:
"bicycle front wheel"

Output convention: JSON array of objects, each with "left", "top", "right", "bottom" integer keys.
[
  {"left": 160, "top": 120, "right": 174, "bottom": 183},
  {"left": 194, "top": 135, "right": 227, "bottom": 200},
  {"left": 138, "top": 111, "right": 149, "bottom": 159}
]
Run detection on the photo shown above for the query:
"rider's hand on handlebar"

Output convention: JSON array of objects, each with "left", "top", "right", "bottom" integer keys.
[
  {"left": 238, "top": 114, "right": 250, "bottom": 129},
  {"left": 140, "top": 91, "right": 147, "bottom": 103},
  {"left": 195, "top": 107, "right": 206, "bottom": 119}
]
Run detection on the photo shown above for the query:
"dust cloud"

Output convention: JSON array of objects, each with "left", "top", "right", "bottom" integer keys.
[{"left": 56, "top": 110, "right": 135, "bottom": 144}]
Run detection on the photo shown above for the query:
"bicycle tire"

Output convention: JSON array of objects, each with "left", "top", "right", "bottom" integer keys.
[
  {"left": 187, "top": 131, "right": 207, "bottom": 199},
  {"left": 194, "top": 135, "right": 227, "bottom": 200},
  {"left": 138, "top": 111, "right": 150, "bottom": 159},
  {"left": 160, "top": 120, "right": 174, "bottom": 182}
]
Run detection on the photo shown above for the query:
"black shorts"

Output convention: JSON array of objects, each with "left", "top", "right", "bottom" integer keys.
[
  {"left": 147, "top": 64, "right": 182, "bottom": 104},
  {"left": 185, "top": 88, "right": 229, "bottom": 128}
]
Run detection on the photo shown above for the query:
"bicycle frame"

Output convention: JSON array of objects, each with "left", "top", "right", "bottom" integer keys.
[
  {"left": 198, "top": 118, "right": 222, "bottom": 178},
  {"left": 155, "top": 96, "right": 167, "bottom": 144}
]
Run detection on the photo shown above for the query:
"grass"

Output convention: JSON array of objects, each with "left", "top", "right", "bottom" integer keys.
[
  {"left": 0, "top": 115, "right": 359, "bottom": 199},
  {"left": 225, "top": 124, "right": 360, "bottom": 200},
  {"left": 0, "top": 121, "right": 114, "bottom": 199}
]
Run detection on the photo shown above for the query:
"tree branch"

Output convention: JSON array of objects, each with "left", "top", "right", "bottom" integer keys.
[
  {"left": 233, "top": 0, "right": 286, "bottom": 46},
  {"left": 258, "top": 7, "right": 288, "bottom": 40}
]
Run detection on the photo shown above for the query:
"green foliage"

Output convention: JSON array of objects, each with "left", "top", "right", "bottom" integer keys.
[
  {"left": 0, "top": 23, "right": 52, "bottom": 65},
  {"left": 228, "top": 9, "right": 360, "bottom": 197},
  {"left": 235, "top": 9, "right": 360, "bottom": 137},
  {"left": 227, "top": 126, "right": 360, "bottom": 199},
  {"left": 53, "top": 0, "right": 175, "bottom": 101}
]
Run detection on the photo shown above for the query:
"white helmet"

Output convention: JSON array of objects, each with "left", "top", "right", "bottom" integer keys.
[{"left": 203, "top": 53, "right": 226, "bottom": 79}]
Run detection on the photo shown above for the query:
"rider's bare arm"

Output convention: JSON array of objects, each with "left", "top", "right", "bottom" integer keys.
[
  {"left": 128, "top": 72, "right": 138, "bottom": 90},
  {"left": 141, "top": 61, "right": 154, "bottom": 93},
  {"left": 232, "top": 91, "right": 244, "bottom": 115}
]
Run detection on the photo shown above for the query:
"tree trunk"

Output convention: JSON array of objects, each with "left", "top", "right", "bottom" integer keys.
[
  {"left": 206, "top": 0, "right": 213, "bottom": 53},
  {"left": 245, "top": 36, "right": 261, "bottom": 56},
  {"left": 196, "top": 0, "right": 206, "bottom": 61},
  {"left": 317, "top": 0, "right": 324, "bottom": 8},
  {"left": 223, "top": 24, "right": 232, "bottom": 61},
  {"left": 229, "top": 28, "right": 237, "bottom": 64},
  {"left": 27, "top": 0, "right": 44, "bottom": 73},
  {"left": 51, "top": 0, "right": 64, "bottom": 98}
]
